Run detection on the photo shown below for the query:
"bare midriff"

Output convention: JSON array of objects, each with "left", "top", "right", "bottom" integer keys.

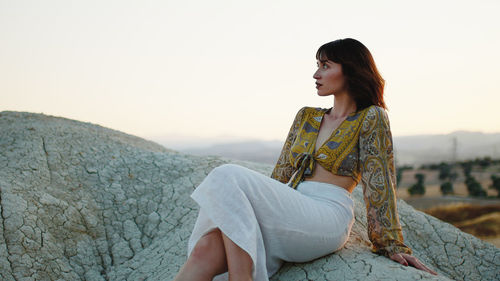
[{"left": 303, "top": 162, "right": 356, "bottom": 193}]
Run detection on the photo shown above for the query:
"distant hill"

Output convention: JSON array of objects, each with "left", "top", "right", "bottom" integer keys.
[
  {"left": 394, "top": 131, "right": 500, "bottom": 166},
  {"left": 180, "top": 140, "right": 283, "bottom": 165},
  {"left": 158, "top": 131, "right": 500, "bottom": 166}
]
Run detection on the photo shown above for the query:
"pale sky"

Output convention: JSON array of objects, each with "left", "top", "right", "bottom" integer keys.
[{"left": 1, "top": 0, "right": 499, "bottom": 146}]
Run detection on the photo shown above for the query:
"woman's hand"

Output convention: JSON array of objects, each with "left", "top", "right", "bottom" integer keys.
[{"left": 389, "top": 253, "right": 438, "bottom": 275}]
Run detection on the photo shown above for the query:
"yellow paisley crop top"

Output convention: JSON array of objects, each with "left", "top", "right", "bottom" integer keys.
[{"left": 271, "top": 105, "right": 413, "bottom": 257}]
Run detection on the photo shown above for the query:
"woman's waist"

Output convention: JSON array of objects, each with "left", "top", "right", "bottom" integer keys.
[
  {"left": 304, "top": 168, "right": 357, "bottom": 193},
  {"left": 296, "top": 180, "right": 354, "bottom": 210}
]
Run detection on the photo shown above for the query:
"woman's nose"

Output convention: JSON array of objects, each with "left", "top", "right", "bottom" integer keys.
[{"left": 313, "top": 69, "right": 320, "bottom": 79}]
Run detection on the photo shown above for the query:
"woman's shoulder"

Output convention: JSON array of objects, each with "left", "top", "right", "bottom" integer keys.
[
  {"left": 359, "top": 105, "right": 391, "bottom": 133},
  {"left": 362, "top": 105, "right": 389, "bottom": 120},
  {"left": 363, "top": 104, "right": 386, "bottom": 114}
]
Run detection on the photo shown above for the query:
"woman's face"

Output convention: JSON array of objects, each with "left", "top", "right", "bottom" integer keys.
[{"left": 313, "top": 59, "right": 346, "bottom": 96}]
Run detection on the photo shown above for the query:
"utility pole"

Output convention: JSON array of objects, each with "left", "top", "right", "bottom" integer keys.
[{"left": 452, "top": 136, "right": 458, "bottom": 163}]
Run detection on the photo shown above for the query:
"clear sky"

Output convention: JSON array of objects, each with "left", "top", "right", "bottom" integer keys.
[{"left": 1, "top": 0, "right": 499, "bottom": 146}]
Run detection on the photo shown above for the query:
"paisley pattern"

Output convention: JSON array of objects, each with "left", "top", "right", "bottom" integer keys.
[
  {"left": 359, "top": 106, "right": 412, "bottom": 257},
  {"left": 271, "top": 105, "right": 412, "bottom": 257},
  {"left": 270, "top": 107, "right": 306, "bottom": 185},
  {"left": 275, "top": 106, "right": 369, "bottom": 189}
]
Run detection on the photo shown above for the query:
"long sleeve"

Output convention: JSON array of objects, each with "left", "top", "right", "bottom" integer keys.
[
  {"left": 359, "top": 106, "right": 413, "bottom": 257},
  {"left": 270, "top": 107, "right": 306, "bottom": 184}
]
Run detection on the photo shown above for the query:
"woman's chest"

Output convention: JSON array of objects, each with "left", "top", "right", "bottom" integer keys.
[
  {"left": 314, "top": 116, "right": 346, "bottom": 153},
  {"left": 289, "top": 108, "right": 368, "bottom": 165}
]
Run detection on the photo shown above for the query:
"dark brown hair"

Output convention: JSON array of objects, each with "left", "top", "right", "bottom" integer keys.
[{"left": 316, "top": 38, "right": 386, "bottom": 110}]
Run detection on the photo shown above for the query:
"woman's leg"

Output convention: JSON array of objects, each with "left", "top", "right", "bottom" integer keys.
[
  {"left": 174, "top": 228, "right": 227, "bottom": 281},
  {"left": 221, "top": 232, "right": 253, "bottom": 281},
  {"left": 188, "top": 164, "right": 302, "bottom": 280},
  {"left": 175, "top": 228, "right": 254, "bottom": 281}
]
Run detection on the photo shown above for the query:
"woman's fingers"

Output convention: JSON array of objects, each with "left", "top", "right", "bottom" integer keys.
[
  {"left": 390, "top": 253, "right": 438, "bottom": 275},
  {"left": 389, "top": 253, "right": 408, "bottom": 266},
  {"left": 402, "top": 254, "right": 438, "bottom": 275}
]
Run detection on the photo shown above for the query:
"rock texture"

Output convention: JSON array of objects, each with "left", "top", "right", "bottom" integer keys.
[{"left": 0, "top": 111, "right": 498, "bottom": 281}]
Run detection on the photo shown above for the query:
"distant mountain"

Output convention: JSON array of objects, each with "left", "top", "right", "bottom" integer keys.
[
  {"left": 180, "top": 140, "right": 284, "bottom": 165},
  {"left": 393, "top": 131, "right": 500, "bottom": 166},
  {"left": 155, "top": 131, "right": 500, "bottom": 166}
]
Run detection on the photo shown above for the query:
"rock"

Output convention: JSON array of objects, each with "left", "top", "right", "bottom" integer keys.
[{"left": 0, "top": 111, "right": 498, "bottom": 281}]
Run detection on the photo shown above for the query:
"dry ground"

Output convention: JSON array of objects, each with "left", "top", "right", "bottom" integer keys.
[{"left": 422, "top": 203, "right": 500, "bottom": 248}]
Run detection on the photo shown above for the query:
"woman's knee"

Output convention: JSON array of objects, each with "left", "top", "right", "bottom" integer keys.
[
  {"left": 192, "top": 230, "right": 218, "bottom": 257},
  {"left": 190, "top": 229, "right": 224, "bottom": 260},
  {"left": 189, "top": 229, "right": 227, "bottom": 274},
  {"left": 209, "top": 163, "right": 246, "bottom": 179},
  {"left": 214, "top": 163, "right": 243, "bottom": 173}
]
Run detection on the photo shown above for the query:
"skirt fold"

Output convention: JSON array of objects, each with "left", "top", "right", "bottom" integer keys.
[{"left": 188, "top": 164, "right": 354, "bottom": 281}]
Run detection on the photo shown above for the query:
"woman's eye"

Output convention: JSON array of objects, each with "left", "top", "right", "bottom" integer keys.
[{"left": 322, "top": 64, "right": 328, "bottom": 69}]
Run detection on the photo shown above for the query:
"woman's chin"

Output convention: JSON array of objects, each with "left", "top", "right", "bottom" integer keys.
[{"left": 316, "top": 91, "right": 332, "bottom": 97}]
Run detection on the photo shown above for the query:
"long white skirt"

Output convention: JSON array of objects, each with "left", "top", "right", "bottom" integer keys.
[{"left": 187, "top": 164, "right": 355, "bottom": 281}]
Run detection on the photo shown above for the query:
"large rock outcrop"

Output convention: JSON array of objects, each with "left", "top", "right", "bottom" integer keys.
[{"left": 0, "top": 111, "right": 498, "bottom": 281}]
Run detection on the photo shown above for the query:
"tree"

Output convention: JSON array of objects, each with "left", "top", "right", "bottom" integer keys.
[
  {"left": 461, "top": 161, "right": 473, "bottom": 177},
  {"left": 440, "top": 181, "right": 454, "bottom": 195},
  {"left": 408, "top": 173, "right": 425, "bottom": 195},
  {"left": 437, "top": 162, "right": 457, "bottom": 195},
  {"left": 478, "top": 156, "right": 492, "bottom": 169},
  {"left": 449, "top": 171, "right": 458, "bottom": 182},
  {"left": 396, "top": 169, "right": 403, "bottom": 187},
  {"left": 396, "top": 165, "right": 413, "bottom": 187},
  {"left": 438, "top": 162, "right": 452, "bottom": 181},
  {"left": 490, "top": 175, "right": 500, "bottom": 198},
  {"left": 465, "top": 175, "right": 487, "bottom": 197}
]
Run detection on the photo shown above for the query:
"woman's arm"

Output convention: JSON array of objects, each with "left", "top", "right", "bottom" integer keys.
[
  {"left": 270, "top": 107, "right": 306, "bottom": 184},
  {"left": 359, "top": 106, "right": 437, "bottom": 275},
  {"left": 359, "top": 106, "right": 412, "bottom": 256}
]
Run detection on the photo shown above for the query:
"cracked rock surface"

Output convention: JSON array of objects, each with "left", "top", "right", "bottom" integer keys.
[{"left": 0, "top": 111, "right": 498, "bottom": 281}]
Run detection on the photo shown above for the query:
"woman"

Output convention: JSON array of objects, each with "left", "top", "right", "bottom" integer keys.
[{"left": 174, "top": 38, "right": 437, "bottom": 281}]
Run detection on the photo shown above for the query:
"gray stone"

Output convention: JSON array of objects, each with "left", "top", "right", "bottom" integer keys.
[{"left": 0, "top": 111, "right": 499, "bottom": 280}]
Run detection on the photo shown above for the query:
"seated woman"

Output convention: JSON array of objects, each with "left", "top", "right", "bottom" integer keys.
[{"left": 174, "top": 38, "right": 437, "bottom": 281}]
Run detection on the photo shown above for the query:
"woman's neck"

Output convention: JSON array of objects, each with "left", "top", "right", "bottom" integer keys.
[{"left": 329, "top": 92, "right": 357, "bottom": 119}]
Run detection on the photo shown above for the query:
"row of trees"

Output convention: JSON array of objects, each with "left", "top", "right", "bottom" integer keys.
[
  {"left": 420, "top": 156, "right": 500, "bottom": 170},
  {"left": 399, "top": 157, "right": 500, "bottom": 197}
]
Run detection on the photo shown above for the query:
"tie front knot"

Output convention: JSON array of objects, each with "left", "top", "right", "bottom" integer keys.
[{"left": 288, "top": 152, "right": 315, "bottom": 188}]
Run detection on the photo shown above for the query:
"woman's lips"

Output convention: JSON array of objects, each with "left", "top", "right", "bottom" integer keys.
[{"left": 315, "top": 82, "right": 322, "bottom": 89}]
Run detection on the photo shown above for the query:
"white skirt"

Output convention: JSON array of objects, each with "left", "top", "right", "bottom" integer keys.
[{"left": 187, "top": 163, "right": 355, "bottom": 281}]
